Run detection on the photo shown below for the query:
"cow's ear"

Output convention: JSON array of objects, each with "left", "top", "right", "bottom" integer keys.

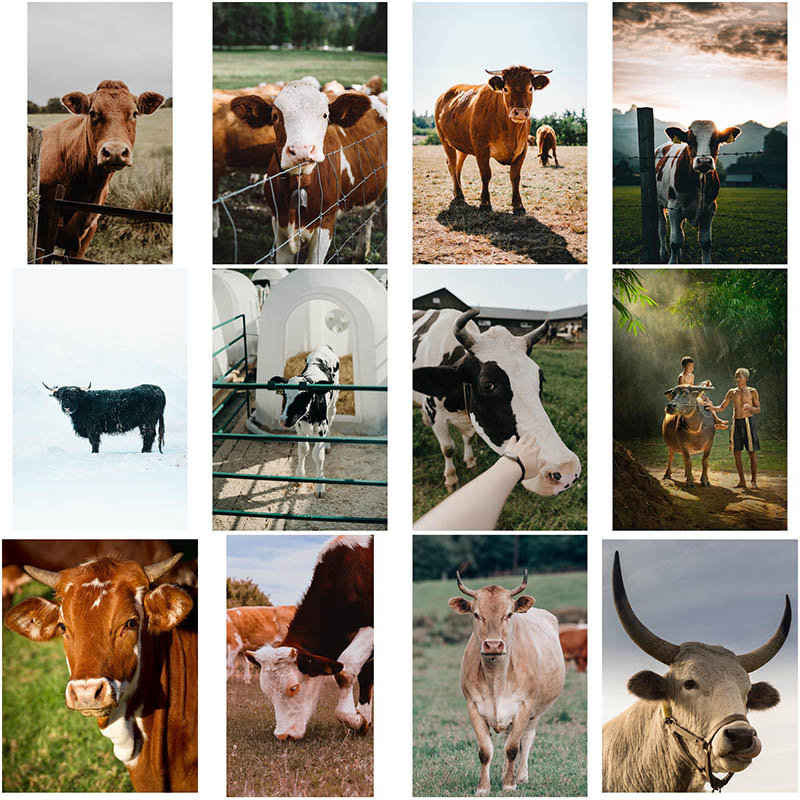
[
  {"left": 532, "top": 75, "right": 550, "bottom": 91},
  {"left": 488, "top": 76, "right": 504, "bottom": 92},
  {"left": 718, "top": 126, "right": 741, "bottom": 145},
  {"left": 143, "top": 584, "right": 193, "bottom": 634},
  {"left": 244, "top": 650, "right": 262, "bottom": 668},
  {"left": 747, "top": 681, "right": 780, "bottom": 710},
  {"left": 449, "top": 597, "right": 472, "bottom": 614},
  {"left": 231, "top": 95, "right": 274, "bottom": 128},
  {"left": 62, "top": 92, "right": 89, "bottom": 115},
  {"left": 664, "top": 389, "right": 676, "bottom": 400},
  {"left": 4, "top": 596, "right": 62, "bottom": 642},
  {"left": 413, "top": 364, "right": 466, "bottom": 397},
  {"left": 627, "top": 670, "right": 668, "bottom": 700},
  {"left": 514, "top": 595, "right": 536, "bottom": 614},
  {"left": 137, "top": 92, "right": 165, "bottom": 115},
  {"left": 296, "top": 650, "right": 343, "bottom": 677},
  {"left": 268, "top": 375, "right": 288, "bottom": 395},
  {"left": 328, "top": 92, "right": 372, "bottom": 128},
  {"left": 666, "top": 127, "right": 688, "bottom": 144}
]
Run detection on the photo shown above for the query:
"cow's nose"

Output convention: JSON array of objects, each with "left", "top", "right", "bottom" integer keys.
[
  {"left": 694, "top": 156, "right": 714, "bottom": 173},
  {"left": 724, "top": 727, "right": 755, "bottom": 751},
  {"left": 544, "top": 454, "right": 581, "bottom": 491},
  {"left": 98, "top": 140, "right": 132, "bottom": 168},
  {"left": 482, "top": 640, "right": 504, "bottom": 654},
  {"left": 509, "top": 108, "right": 530, "bottom": 121},
  {"left": 285, "top": 144, "right": 318, "bottom": 164},
  {"left": 66, "top": 678, "right": 115, "bottom": 711},
  {"left": 274, "top": 731, "right": 298, "bottom": 741}
]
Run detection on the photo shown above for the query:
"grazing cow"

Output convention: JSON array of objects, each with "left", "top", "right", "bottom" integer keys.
[
  {"left": 230, "top": 80, "right": 387, "bottom": 263},
  {"left": 226, "top": 605, "right": 296, "bottom": 683},
  {"left": 603, "top": 552, "right": 790, "bottom": 792},
  {"left": 558, "top": 624, "right": 588, "bottom": 672},
  {"left": 435, "top": 65, "right": 551, "bottom": 214},
  {"left": 655, "top": 120, "right": 741, "bottom": 263},
  {"left": 269, "top": 345, "right": 340, "bottom": 498},
  {"left": 528, "top": 124, "right": 559, "bottom": 167},
  {"left": 43, "top": 382, "right": 166, "bottom": 454},
  {"left": 449, "top": 571, "right": 565, "bottom": 794},
  {"left": 38, "top": 81, "right": 164, "bottom": 259},
  {"left": 244, "top": 535, "right": 374, "bottom": 741},
  {"left": 662, "top": 384, "right": 716, "bottom": 487},
  {"left": 4, "top": 553, "right": 197, "bottom": 791},
  {"left": 412, "top": 308, "right": 580, "bottom": 494}
]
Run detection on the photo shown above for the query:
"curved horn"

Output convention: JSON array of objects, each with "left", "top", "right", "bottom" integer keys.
[
  {"left": 509, "top": 570, "right": 528, "bottom": 596},
  {"left": 737, "top": 595, "right": 792, "bottom": 673},
  {"left": 24, "top": 565, "right": 60, "bottom": 590},
  {"left": 523, "top": 319, "right": 549, "bottom": 351},
  {"left": 529, "top": 69, "right": 553, "bottom": 76},
  {"left": 485, "top": 69, "right": 504, "bottom": 76},
  {"left": 454, "top": 309, "right": 480, "bottom": 350},
  {"left": 80, "top": 382, "right": 92, "bottom": 391},
  {"left": 42, "top": 381, "right": 58, "bottom": 393},
  {"left": 144, "top": 553, "right": 183, "bottom": 584},
  {"left": 612, "top": 552, "right": 679, "bottom": 665},
  {"left": 456, "top": 571, "right": 477, "bottom": 598}
]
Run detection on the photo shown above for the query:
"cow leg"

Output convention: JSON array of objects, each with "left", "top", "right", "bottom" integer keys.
[
  {"left": 241, "top": 654, "right": 252, "bottom": 684},
  {"left": 667, "top": 208, "right": 684, "bottom": 264},
  {"left": 461, "top": 429, "right": 478, "bottom": 470},
  {"left": 305, "top": 227, "right": 332, "bottom": 264},
  {"left": 658, "top": 208, "right": 669, "bottom": 262},
  {"left": 355, "top": 659, "right": 374, "bottom": 731},
  {"left": 295, "top": 441, "right": 309, "bottom": 477},
  {"left": 431, "top": 416, "right": 459, "bottom": 492},
  {"left": 515, "top": 717, "right": 541, "bottom": 784},
  {"left": 553, "top": 148, "right": 560, "bottom": 168},
  {"left": 311, "top": 441, "right": 326, "bottom": 498},
  {"left": 333, "top": 627, "right": 374, "bottom": 730},
  {"left": 503, "top": 703, "right": 534, "bottom": 791},
  {"left": 681, "top": 449, "right": 695, "bottom": 487},
  {"left": 466, "top": 700, "right": 493, "bottom": 795},
  {"left": 663, "top": 449, "right": 674, "bottom": 480},
  {"left": 89, "top": 434, "right": 101, "bottom": 454},
  {"left": 476, "top": 150, "right": 493, "bottom": 211},
  {"left": 355, "top": 207, "right": 374, "bottom": 262},
  {"left": 698, "top": 208, "right": 715, "bottom": 264},
  {"left": 273, "top": 220, "right": 296, "bottom": 265},
  {"left": 440, "top": 136, "right": 465, "bottom": 203},
  {"left": 509, "top": 151, "right": 527, "bottom": 215},
  {"left": 140, "top": 424, "right": 155, "bottom": 453},
  {"left": 700, "top": 446, "right": 712, "bottom": 487}
]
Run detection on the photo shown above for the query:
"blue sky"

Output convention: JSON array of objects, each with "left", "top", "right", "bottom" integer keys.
[
  {"left": 413, "top": 3, "right": 587, "bottom": 115},
  {"left": 413, "top": 268, "right": 586, "bottom": 310}
]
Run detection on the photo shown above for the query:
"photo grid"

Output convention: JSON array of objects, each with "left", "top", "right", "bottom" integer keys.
[{"left": 2, "top": 0, "right": 795, "bottom": 798}]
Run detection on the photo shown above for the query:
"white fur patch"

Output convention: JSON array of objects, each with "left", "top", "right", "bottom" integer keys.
[{"left": 315, "top": 535, "right": 372, "bottom": 565}]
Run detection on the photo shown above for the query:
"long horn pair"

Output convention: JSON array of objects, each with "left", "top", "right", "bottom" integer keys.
[
  {"left": 42, "top": 382, "right": 58, "bottom": 394},
  {"left": 485, "top": 69, "right": 553, "bottom": 76},
  {"left": 613, "top": 552, "right": 791, "bottom": 671},
  {"left": 456, "top": 570, "right": 528, "bottom": 597}
]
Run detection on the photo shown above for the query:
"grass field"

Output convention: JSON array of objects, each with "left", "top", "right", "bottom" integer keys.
[
  {"left": 413, "top": 343, "right": 587, "bottom": 530},
  {"left": 227, "top": 678, "right": 373, "bottom": 796},
  {"left": 413, "top": 571, "right": 587, "bottom": 797},
  {"left": 612, "top": 185, "right": 787, "bottom": 264},
  {"left": 3, "top": 582, "right": 132, "bottom": 792},
  {"left": 28, "top": 109, "right": 172, "bottom": 264}
]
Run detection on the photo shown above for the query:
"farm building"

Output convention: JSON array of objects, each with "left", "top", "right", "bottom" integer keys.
[{"left": 724, "top": 164, "right": 787, "bottom": 188}]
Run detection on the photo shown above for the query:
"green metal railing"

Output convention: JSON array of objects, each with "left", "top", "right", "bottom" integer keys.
[{"left": 212, "top": 314, "right": 253, "bottom": 433}]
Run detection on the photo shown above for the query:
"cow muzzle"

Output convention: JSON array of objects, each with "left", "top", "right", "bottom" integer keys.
[
  {"left": 718, "top": 725, "right": 762, "bottom": 763},
  {"left": 481, "top": 639, "right": 506, "bottom": 656},
  {"left": 66, "top": 678, "right": 117, "bottom": 716},
  {"left": 522, "top": 454, "right": 581, "bottom": 496},
  {"left": 693, "top": 156, "right": 715, "bottom": 174},
  {"left": 508, "top": 107, "right": 530, "bottom": 124},
  {"left": 98, "top": 140, "right": 133, "bottom": 171},
  {"left": 282, "top": 143, "right": 324, "bottom": 171}
]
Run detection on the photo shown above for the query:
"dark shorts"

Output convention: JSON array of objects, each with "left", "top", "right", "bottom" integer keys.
[{"left": 732, "top": 417, "right": 760, "bottom": 452}]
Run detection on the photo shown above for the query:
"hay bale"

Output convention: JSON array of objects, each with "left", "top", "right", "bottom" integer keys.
[
  {"left": 613, "top": 441, "right": 674, "bottom": 529},
  {"left": 284, "top": 352, "right": 355, "bottom": 416}
]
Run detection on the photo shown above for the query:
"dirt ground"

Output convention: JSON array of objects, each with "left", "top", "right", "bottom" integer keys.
[{"left": 413, "top": 144, "right": 586, "bottom": 264}]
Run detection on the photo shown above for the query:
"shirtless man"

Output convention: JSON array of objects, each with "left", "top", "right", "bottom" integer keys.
[
  {"left": 709, "top": 367, "right": 760, "bottom": 488},
  {"left": 677, "top": 356, "right": 728, "bottom": 429}
]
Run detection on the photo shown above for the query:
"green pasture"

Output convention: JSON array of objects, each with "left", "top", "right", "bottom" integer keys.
[
  {"left": 3, "top": 581, "right": 132, "bottom": 792},
  {"left": 213, "top": 48, "right": 387, "bottom": 89},
  {"left": 413, "top": 343, "right": 587, "bottom": 530},
  {"left": 413, "top": 571, "right": 587, "bottom": 797},
  {"left": 612, "top": 186, "right": 787, "bottom": 264},
  {"left": 28, "top": 109, "right": 172, "bottom": 264}
]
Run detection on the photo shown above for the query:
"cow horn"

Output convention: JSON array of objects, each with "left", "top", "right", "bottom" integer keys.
[
  {"left": 737, "top": 595, "right": 792, "bottom": 673},
  {"left": 509, "top": 570, "right": 528, "bottom": 596},
  {"left": 485, "top": 69, "right": 504, "bottom": 76},
  {"left": 144, "top": 553, "right": 183, "bottom": 584},
  {"left": 454, "top": 309, "right": 480, "bottom": 350},
  {"left": 42, "top": 381, "right": 58, "bottom": 393},
  {"left": 529, "top": 69, "right": 553, "bottom": 76},
  {"left": 612, "top": 552, "right": 679, "bottom": 665},
  {"left": 80, "top": 382, "right": 92, "bottom": 391},
  {"left": 456, "top": 571, "right": 477, "bottom": 598},
  {"left": 523, "top": 319, "right": 549, "bottom": 350},
  {"left": 23, "top": 565, "right": 60, "bottom": 589}
]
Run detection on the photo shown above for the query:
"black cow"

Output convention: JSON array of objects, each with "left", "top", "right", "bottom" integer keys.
[{"left": 43, "top": 382, "right": 166, "bottom": 454}]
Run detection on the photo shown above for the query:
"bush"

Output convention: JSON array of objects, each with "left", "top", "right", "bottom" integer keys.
[
  {"left": 227, "top": 577, "right": 271, "bottom": 608},
  {"left": 423, "top": 130, "right": 441, "bottom": 146}
]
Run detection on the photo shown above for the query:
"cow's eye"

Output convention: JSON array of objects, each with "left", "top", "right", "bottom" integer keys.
[
  {"left": 322, "top": 112, "right": 328, "bottom": 119},
  {"left": 124, "top": 618, "right": 139, "bottom": 631},
  {"left": 57, "top": 622, "right": 66, "bottom": 633},
  {"left": 481, "top": 381, "right": 496, "bottom": 393},
  {"left": 132, "top": 110, "right": 138, "bottom": 118},
  {"left": 288, "top": 684, "right": 300, "bottom": 696},
  {"left": 683, "top": 679, "right": 698, "bottom": 690},
  {"left": 473, "top": 612, "right": 480, "bottom": 619}
]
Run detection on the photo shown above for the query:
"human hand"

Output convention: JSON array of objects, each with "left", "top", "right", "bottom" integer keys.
[{"left": 505, "top": 433, "right": 540, "bottom": 476}]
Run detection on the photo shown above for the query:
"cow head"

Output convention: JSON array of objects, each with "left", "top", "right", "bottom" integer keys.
[
  {"left": 61, "top": 81, "right": 164, "bottom": 173},
  {"left": 665, "top": 121, "right": 741, "bottom": 174},
  {"left": 4, "top": 554, "right": 190, "bottom": 755},
  {"left": 245, "top": 644, "right": 343, "bottom": 740},
  {"left": 612, "top": 552, "right": 790, "bottom": 776},
  {"left": 485, "top": 66, "right": 551, "bottom": 124},
  {"left": 230, "top": 80, "right": 373, "bottom": 174},
  {"left": 413, "top": 309, "right": 580, "bottom": 496},
  {"left": 449, "top": 571, "right": 534, "bottom": 658},
  {"left": 664, "top": 384, "right": 712, "bottom": 416},
  {"left": 42, "top": 382, "right": 92, "bottom": 415}
]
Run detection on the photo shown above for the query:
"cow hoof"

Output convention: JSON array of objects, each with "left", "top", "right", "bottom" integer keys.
[
  {"left": 512, "top": 206, "right": 526, "bottom": 216},
  {"left": 316, "top": 491, "right": 325, "bottom": 499},
  {"left": 686, "top": 480, "right": 695, "bottom": 488},
  {"left": 465, "top": 458, "right": 477, "bottom": 470},
  {"left": 662, "top": 472, "right": 671, "bottom": 481},
  {"left": 476, "top": 789, "right": 489, "bottom": 797},
  {"left": 701, "top": 479, "right": 711, "bottom": 487},
  {"left": 502, "top": 784, "right": 517, "bottom": 792},
  {"left": 445, "top": 482, "right": 458, "bottom": 494}
]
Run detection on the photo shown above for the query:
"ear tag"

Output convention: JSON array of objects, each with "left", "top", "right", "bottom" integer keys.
[
  {"left": 672, "top": 136, "right": 683, "bottom": 144},
  {"left": 726, "top": 133, "right": 736, "bottom": 143},
  {"left": 290, "top": 188, "right": 308, "bottom": 209}
]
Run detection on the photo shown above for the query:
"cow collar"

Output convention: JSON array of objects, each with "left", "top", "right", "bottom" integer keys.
[{"left": 660, "top": 702, "right": 748, "bottom": 791}]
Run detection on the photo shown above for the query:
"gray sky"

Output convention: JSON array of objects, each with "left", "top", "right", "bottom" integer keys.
[
  {"left": 413, "top": 268, "right": 586, "bottom": 311},
  {"left": 603, "top": 539, "right": 797, "bottom": 791},
  {"left": 28, "top": 3, "right": 172, "bottom": 104}
]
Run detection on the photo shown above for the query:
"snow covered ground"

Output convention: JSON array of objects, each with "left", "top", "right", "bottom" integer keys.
[{"left": 13, "top": 270, "right": 187, "bottom": 530}]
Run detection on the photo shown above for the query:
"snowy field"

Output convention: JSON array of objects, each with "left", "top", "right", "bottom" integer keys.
[{"left": 13, "top": 270, "right": 187, "bottom": 529}]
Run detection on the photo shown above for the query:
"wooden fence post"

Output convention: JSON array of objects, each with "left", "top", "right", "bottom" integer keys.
[
  {"left": 636, "top": 107, "right": 661, "bottom": 264},
  {"left": 27, "top": 126, "right": 43, "bottom": 263}
]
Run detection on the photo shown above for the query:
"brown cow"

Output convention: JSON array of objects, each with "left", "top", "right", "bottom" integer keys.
[
  {"left": 558, "top": 624, "right": 587, "bottom": 671},
  {"left": 231, "top": 82, "right": 387, "bottom": 263},
  {"left": 662, "top": 384, "right": 717, "bottom": 487},
  {"left": 435, "top": 66, "right": 551, "bottom": 214},
  {"left": 39, "top": 81, "right": 164, "bottom": 259},
  {"left": 226, "top": 605, "right": 296, "bottom": 683},
  {"left": 4, "top": 553, "right": 197, "bottom": 792},
  {"left": 530, "top": 124, "right": 559, "bottom": 167}
]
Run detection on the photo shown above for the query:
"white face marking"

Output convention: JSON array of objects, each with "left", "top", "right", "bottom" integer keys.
[
  {"left": 81, "top": 579, "right": 110, "bottom": 589},
  {"left": 274, "top": 81, "right": 329, "bottom": 170},
  {"left": 687, "top": 119, "right": 718, "bottom": 170},
  {"left": 368, "top": 94, "right": 387, "bottom": 121}
]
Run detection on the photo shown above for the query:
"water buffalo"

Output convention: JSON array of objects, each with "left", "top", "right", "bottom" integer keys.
[{"left": 662, "top": 384, "right": 715, "bottom": 487}]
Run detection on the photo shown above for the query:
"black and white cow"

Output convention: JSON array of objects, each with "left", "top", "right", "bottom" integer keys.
[
  {"left": 412, "top": 308, "right": 580, "bottom": 495},
  {"left": 270, "top": 345, "right": 339, "bottom": 498},
  {"left": 655, "top": 120, "right": 741, "bottom": 264}
]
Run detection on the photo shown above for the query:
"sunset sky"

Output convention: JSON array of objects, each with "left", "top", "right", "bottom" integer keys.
[{"left": 613, "top": 2, "right": 787, "bottom": 127}]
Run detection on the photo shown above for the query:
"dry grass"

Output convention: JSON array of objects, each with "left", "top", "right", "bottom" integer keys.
[
  {"left": 413, "top": 145, "right": 586, "bottom": 264},
  {"left": 285, "top": 352, "right": 354, "bottom": 416}
]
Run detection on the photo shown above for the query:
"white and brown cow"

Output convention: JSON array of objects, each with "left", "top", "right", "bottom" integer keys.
[
  {"left": 4, "top": 553, "right": 197, "bottom": 792},
  {"left": 226, "top": 604, "right": 296, "bottom": 682},
  {"left": 655, "top": 120, "right": 741, "bottom": 264}
]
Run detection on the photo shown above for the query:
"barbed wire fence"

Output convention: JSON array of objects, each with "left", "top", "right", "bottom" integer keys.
[{"left": 214, "top": 127, "right": 387, "bottom": 264}]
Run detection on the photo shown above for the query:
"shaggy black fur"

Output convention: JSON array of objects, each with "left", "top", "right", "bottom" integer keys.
[{"left": 48, "top": 384, "right": 166, "bottom": 454}]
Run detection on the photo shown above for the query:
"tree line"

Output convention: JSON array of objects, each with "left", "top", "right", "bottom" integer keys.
[
  {"left": 28, "top": 97, "right": 173, "bottom": 114},
  {"left": 413, "top": 535, "right": 586, "bottom": 582},
  {"left": 213, "top": 2, "right": 386, "bottom": 51}
]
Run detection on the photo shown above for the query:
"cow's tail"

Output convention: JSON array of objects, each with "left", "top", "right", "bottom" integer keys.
[{"left": 157, "top": 412, "right": 165, "bottom": 453}]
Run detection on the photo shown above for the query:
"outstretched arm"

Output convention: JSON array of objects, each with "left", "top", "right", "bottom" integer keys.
[{"left": 710, "top": 389, "right": 734, "bottom": 413}]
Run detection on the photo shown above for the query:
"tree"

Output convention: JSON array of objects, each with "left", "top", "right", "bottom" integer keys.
[
  {"left": 44, "top": 97, "right": 65, "bottom": 114},
  {"left": 27, "top": 100, "right": 41, "bottom": 114},
  {"left": 354, "top": 3, "right": 386, "bottom": 52},
  {"left": 227, "top": 577, "right": 272, "bottom": 608},
  {"left": 613, "top": 268, "right": 657, "bottom": 335}
]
